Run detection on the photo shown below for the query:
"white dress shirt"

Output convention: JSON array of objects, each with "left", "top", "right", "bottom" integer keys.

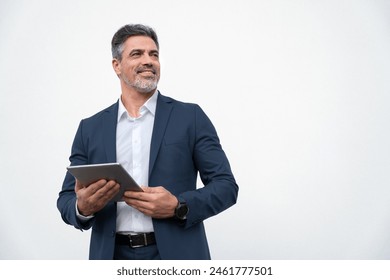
[
  {"left": 115, "top": 92, "right": 157, "bottom": 234},
  {"left": 75, "top": 92, "right": 157, "bottom": 234}
]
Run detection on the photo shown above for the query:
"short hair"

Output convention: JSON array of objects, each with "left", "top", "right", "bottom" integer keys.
[{"left": 111, "top": 24, "right": 159, "bottom": 61}]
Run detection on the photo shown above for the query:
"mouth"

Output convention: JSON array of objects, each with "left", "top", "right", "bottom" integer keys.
[{"left": 136, "top": 68, "right": 156, "bottom": 75}]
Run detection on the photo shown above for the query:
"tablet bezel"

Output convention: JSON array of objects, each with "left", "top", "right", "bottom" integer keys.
[{"left": 66, "top": 162, "right": 142, "bottom": 202}]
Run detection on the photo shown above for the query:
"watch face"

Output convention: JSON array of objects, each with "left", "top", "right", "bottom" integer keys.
[{"left": 176, "top": 203, "right": 188, "bottom": 219}]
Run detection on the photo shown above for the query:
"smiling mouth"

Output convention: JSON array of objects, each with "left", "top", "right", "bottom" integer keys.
[{"left": 137, "top": 68, "right": 156, "bottom": 75}]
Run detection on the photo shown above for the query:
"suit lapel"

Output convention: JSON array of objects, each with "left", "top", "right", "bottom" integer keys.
[
  {"left": 149, "top": 93, "right": 173, "bottom": 176},
  {"left": 102, "top": 102, "right": 119, "bottom": 163}
]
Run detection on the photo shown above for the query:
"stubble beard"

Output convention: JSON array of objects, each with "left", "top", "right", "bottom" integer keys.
[{"left": 123, "top": 75, "right": 158, "bottom": 94}]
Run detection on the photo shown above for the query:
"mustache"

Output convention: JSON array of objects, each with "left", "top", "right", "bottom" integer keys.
[{"left": 136, "top": 66, "right": 157, "bottom": 74}]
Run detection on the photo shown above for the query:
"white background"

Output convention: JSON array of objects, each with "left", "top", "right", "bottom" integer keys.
[{"left": 1, "top": 0, "right": 389, "bottom": 260}]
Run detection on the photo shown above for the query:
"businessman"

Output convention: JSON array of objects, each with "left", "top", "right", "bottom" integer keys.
[{"left": 57, "top": 24, "right": 238, "bottom": 260}]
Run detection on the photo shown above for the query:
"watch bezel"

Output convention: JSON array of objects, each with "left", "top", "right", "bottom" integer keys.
[{"left": 175, "top": 202, "right": 189, "bottom": 220}]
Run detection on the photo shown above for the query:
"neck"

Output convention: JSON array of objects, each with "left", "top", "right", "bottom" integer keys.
[{"left": 121, "top": 87, "right": 155, "bottom": 118}]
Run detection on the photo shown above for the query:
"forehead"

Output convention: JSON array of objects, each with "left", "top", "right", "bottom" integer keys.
[{"left": 123, "top": 35, "right": 158, "bottom": 52}]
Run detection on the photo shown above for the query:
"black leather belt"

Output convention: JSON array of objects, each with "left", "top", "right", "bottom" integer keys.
[{"left": 115, "top": 233, "right": 156, "bottom": 248}]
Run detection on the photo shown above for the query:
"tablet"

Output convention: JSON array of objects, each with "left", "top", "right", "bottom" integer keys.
[{"left": 66, "top": 162, "right": 143, "bottom": 202}]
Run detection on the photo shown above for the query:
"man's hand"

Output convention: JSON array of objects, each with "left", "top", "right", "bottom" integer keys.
[
  {"left": 75, "top": 179, "right": 120, "bottom": 216},
  {"left": 123, "top": 186, "right": 178, "bottom": 219}
]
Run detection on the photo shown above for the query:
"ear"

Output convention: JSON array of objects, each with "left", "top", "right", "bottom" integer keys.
[{"left": 112, "top": 58, "right": 121, "bottom": 75}]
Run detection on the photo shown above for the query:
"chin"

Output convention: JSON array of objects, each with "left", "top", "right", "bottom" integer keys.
[
  {"left": 135, "top": 81, "right": 158, "bottom": 93},
  {"left": 135, "top": 85, "right": 157, "bottom": 94}
]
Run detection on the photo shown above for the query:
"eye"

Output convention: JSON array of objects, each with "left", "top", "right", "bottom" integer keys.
[
  {"left": 150, "top": 51, "right": 159, "bottom": 58},
  {"left": 131, "top": 51, "right": 141, "bottom": 57}
]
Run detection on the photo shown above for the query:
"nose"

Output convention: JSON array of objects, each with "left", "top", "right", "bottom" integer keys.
[{"left": 140, "top": 53, "right": 155, "bottom": 66}]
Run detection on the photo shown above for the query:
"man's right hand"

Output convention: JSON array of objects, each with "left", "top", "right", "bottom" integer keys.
[{"left": 75, "top": 179, "right": 120, "bottom": 216}]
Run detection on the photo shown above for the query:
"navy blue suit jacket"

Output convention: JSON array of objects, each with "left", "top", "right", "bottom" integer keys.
[{"left": 57, "top": 93, "right": 238, "bottom": 259}]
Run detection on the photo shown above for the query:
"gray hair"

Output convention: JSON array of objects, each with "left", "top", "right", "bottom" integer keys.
[{"left": 111, "top": 24, "right": 159, "bottom": 61}]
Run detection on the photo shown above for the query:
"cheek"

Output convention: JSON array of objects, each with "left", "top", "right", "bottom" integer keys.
[
  {"left": 122, "top": 65, "right": 137, "bottom": 76},
  {"left": 155, "top": 64, "right": 161, "bottom": 76}
]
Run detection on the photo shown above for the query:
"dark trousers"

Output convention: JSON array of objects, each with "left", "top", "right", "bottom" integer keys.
[{"left": 113, "top": 244, "right": 161, "bottom": 260}]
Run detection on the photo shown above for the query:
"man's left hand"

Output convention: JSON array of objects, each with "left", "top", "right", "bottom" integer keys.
[{"left": 123, "top": 186, "right": 178, "bottom": 219}]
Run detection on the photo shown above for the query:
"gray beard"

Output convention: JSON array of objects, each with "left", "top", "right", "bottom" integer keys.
[{"left": 124, "top": 76, "right": 158, "bottom": 93}]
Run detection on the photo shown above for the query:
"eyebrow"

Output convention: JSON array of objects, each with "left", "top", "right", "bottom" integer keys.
[{"left": 129, "top": 49, "right": 159, "bottom": 55}]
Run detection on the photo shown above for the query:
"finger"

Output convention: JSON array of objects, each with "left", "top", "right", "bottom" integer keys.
[
  {"left": 126, "top": 199, "right": 153, "bottom": 215},
  {"left": 93, "top": 180, "right": 120, "bottom": 200},
  {"left": 123, "top": 190, "right": 147, "bottom": 200},
  {"left": 102, "top": 182, "right": 121, "bottom": 201},
  {"left": 123, "top": 185, "right": 159, "bottom": 198},
  {"left": 124, "top": 196, "right": 147, "bottom": 207},
  {"left": 84, "top": 179, "right": 108, "bottom": 196},
  {"left": 144, "top": 186, "right": 165, "bottom": 193}
]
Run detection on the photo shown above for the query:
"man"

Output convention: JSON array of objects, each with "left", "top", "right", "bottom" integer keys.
[{"left": 57, "top": 24, "right": 238, "bottom": 260}]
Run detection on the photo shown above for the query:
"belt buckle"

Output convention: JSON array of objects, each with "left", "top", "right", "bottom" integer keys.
[{"left": 129, "top": 233, "right": 148, "bottom": 248}]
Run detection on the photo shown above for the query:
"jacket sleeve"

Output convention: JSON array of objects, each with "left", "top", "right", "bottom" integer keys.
[
  {"left": 57, "top": 120, "right": 95, "bottom": 231},
  {"left": 178, "top": 105, "right": 239, "bottom": 228}
]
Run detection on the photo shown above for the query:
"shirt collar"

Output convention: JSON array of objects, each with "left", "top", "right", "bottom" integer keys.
[{"left": 117, "top": 90, "right": 158, "bottom": 122}]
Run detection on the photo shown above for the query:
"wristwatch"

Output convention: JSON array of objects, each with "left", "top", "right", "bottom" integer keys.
[{"left": 174, "top": 201, "right": 189, "bottom": 220}]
